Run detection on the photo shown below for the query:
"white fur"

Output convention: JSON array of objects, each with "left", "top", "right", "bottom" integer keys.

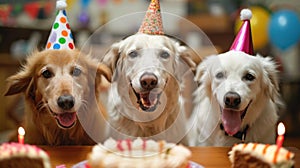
[
  {"left": 189, "top": 50, "right": 281, "bottom": 146},
  {"left": 102, "top": 34, "right": 198, "bottom": 145}
]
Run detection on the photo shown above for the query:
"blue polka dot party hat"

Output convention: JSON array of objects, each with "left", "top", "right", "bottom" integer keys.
[{"left": 46, "top": 0, "right": 75, "bottom": 50}]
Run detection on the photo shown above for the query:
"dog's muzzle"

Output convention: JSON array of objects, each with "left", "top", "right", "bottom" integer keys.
[
  {"left": 131, "top": 72, "right": 163, "bottom": 112},
  {"left": 220, "top": 92, "right": 252, "bottom": 136},
  {"left": 49, "top": 108, "right": 77, "bottom": 129},
  {"left": 48, "top": 94, "right": 77, "bottom": 129}
]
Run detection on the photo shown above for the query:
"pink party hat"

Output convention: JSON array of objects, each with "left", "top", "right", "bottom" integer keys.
[
  {"left": 138, "top": 0, "right": 164, "bottom": 35},
  {"left": 230, "top": 9, "right": 254, "bottom": 55},
  {"left": 46, "top": 0, "right": 75, "bottom": 50}
]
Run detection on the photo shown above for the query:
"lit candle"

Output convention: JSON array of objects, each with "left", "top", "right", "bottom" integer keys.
[
  {"left": 276, "top": 122, "right": 285, "bottom": 148},
  {"left": 18, "top": 127, "right": 25, "bottom": 144}
]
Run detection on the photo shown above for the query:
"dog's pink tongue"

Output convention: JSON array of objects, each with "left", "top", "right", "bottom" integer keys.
[
  {"left": 141, "top": 92, "right": 156, "bottom": 106},
  {"left": 57, "top": 112, "right": 76, "bottom": 127},
  {"left": 221, "top": 109, "right": 241, "bottom": 136}
]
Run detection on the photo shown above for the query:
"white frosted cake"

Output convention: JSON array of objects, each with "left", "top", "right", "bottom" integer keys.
[
  {"left": 0, "top": 142, "right": 51, "bottom": 168},
  {"left": 229, "top": 143, "right": 295, "bottom": 168},
  {"left": 87, "top": 138, "right": 191, "bottom": 168}
]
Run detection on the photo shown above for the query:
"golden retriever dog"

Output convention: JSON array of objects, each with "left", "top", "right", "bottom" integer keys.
[
  {"left": 189, "top": 50, "right": 281, "bottom": 146},
  {"left": 5, "top": 49, "right": 111, "bottom": 145},
  {"left": 102, "top": 33, "right": 200, "bottom": 144}
]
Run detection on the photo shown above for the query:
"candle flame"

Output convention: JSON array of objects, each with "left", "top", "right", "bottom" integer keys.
[
  {"left": 277, "top": 122, "right": 285, "bottom": 136},
  {"left": 18, "top": 127, "right": 25, "bottom": 136}
]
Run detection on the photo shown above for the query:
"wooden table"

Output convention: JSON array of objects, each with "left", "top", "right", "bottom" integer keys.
[{"left": 41, "top": 146, "right": 300, "bottom": 168}]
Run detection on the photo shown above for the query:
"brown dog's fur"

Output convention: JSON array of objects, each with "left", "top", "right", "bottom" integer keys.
[{"left": 5, "top": 49, "right": 111, "bottom": 145}]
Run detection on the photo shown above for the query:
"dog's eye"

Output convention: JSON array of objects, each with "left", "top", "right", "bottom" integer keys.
[
  {"left": 215, "top": 72, "right": 225, "bottom": 79},
  {"left": 42, "top": 70, "right": 53, "bottom": 78},
  {"left": 160, "top": 51, "right": 170, "bottom": 59},
  {"left": 128, "top": 51, "right": 138, "bottom": 58},
  {"left": 72, "top": 67, "right": 81, "bottom": 76},
  {"left": 243, "top": 73, "right": 255, "bottom": 81}
]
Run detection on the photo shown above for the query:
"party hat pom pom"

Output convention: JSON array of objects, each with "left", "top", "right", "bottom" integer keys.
[
  {"left": 56, "top": 0, "right": 67, "bottom": 10},
  {"left": 240, "top": 9, "right": 252, "bottom": 21}
]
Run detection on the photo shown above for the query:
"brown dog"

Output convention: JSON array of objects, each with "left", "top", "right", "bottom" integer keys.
[{"left": 5, "top": 49, "right": 111, "bottom": 145}]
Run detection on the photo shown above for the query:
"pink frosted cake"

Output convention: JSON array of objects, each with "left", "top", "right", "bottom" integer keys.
[
  {"left": 0, "top": 142, "right": 51, "bottom": 168},
  {"left": 87, "top": 138, "right": 191, "bottom": 168},
  {"left": 229, "top": 143, "right": 295, "bottom": 168}
]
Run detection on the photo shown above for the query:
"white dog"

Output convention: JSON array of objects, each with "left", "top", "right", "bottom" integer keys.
[
  {"left": 102, "top": 33, "right": 200, "bottom": 144},
  {"left": 189, "top": 50, "right": 281, "bottom": 146}
]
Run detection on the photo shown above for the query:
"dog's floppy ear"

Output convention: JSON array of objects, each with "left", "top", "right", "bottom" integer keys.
[
  {"left": 101, "top": 42, "right": 122, "bottom": 81},
  {"left": 258, "top": 55, "right": 280, "bottom": 102},
  {"left": 5, "top": 68, "right": 34, "bottom": 97},
  {"left": 5, "top": 50, "right": 41, "bottom": 100},
  {"left": 173, "top": 43, "right": 202, "bottom": 84},
  {"left": 167, "top": 35, "right": 202, "bottom": 73},
  {"left": 96, "top": 63, "right": 112, "bottom": 82},
  {"left": 193, "top": 56, "right": 215, "bottom": 99},
  {"left": 178, "top": 45, "right": 202, "bottom": 74},
  {"left": 194, "top": 61, "right": 206, "bottom": 85},
  {"left": 102, "top": 42, "right": 121, "bottom": 73},
  {"left": 194, "top": 55, "right": 217, "bottom": 85}
]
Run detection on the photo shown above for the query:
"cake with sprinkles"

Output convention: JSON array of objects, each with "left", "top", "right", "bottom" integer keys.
[
  {"left": 0, "top": 142, "right": 51, "bottom": 168},
  {"left": 229, "top": 143, "right": 295, "bottom": 168},
  {"left": 87, "top": 138, "right": 191, "bottom": 168}
]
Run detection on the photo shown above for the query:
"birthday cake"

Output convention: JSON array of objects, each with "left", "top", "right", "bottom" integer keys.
[
  {"left": 229, "top": 143, "right": 295, "bottom": 168},
  {"left": 87, "top": 138, "right": 191, "bottom": 168},
  {"left": 0, "top": 142, "right": 51, "bottom": 168}
]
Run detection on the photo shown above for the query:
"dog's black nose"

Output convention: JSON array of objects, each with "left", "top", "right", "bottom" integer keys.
[
  {"left": 140, "top": 72, "right": 158, "bottom": 90},
  {"left": 224, "top": 92, "right": 241, "bottom": 108},
  {"left": 57, "top": 95, "right": 75, "bottom": 110}
]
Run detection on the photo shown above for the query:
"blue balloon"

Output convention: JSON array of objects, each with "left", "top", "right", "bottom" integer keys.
[
  {"left": 81, "top": 0, "right": 90, "bottom": 8},
  {"left": 268, "top": 10, "right": 300, "bottom": 50}
]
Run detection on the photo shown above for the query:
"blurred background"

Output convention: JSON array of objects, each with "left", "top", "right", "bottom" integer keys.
[{"left": 0, "top": 0, "right": 299, "bottom": 147}]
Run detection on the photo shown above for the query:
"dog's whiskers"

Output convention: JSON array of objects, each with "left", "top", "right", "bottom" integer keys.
[
  {"left": 81, "top": 99, "right": 88, "bottom": 111},
  {"left": 36, "top": 100, "right": 47, "bottom": 112},
  {"left": 35, "top": 100, "right": 52, "bottom": 119}
]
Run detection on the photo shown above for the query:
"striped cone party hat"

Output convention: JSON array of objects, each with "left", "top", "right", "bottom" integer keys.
[
  {"left": 138, "top": 0, "right": 164, "bottom": 35},
  {"left": 46, "top": 0, "right": 75, "bottom": 50}
]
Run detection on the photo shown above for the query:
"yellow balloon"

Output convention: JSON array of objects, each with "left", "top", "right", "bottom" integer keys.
[
  {"left": 235, "top": 6, "right": 270, "bottom": 50},
  {"left": 66, "top": 0, "right": 77, "bottom": 9}
]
